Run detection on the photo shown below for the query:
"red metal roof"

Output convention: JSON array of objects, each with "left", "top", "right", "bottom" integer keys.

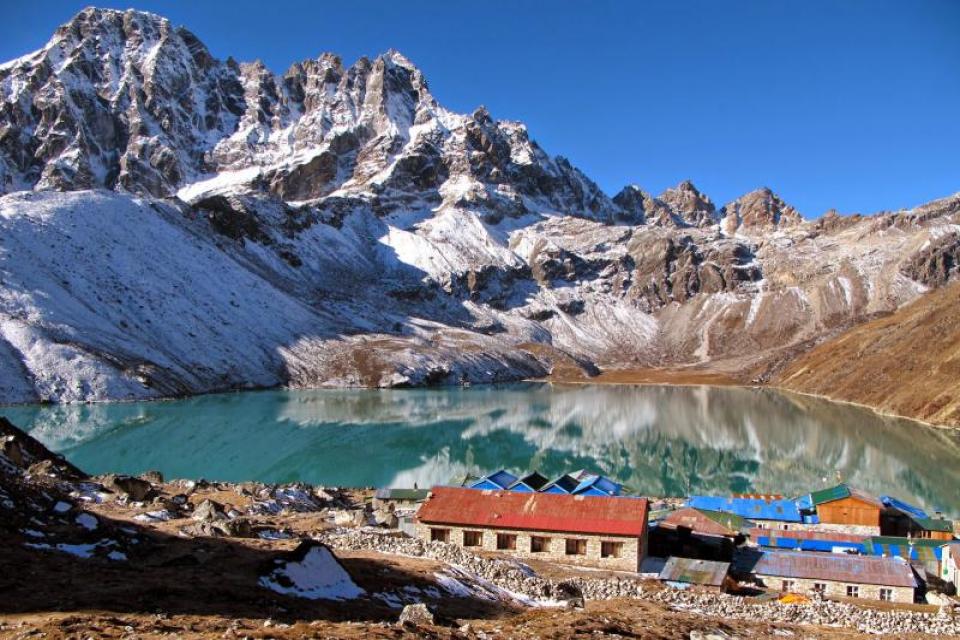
[{"left": 417, "top": 487, "right": 649, "bottom": 537}]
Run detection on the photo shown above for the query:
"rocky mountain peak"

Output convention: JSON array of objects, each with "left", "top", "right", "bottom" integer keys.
[
  {"left": 720, "top": 187, "right": 803, "bottom": 236},
  {"left": 655, "top": 180, "right": 719, "bottom": 227},
  {"left": 611, "top": 185, "right": 653, "bottom": 224},
  {"left": 0, "top": 8, "right": 619, "bottom": 226},
  {"left": 0, "top": 7, "right": 245, "bottom": 195}
]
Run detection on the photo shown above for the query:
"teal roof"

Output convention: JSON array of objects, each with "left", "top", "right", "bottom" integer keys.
[
  {"left": 912, "top": 517, "right": 955, "bottom": 534},
  {"left": 810, "top": 484, "right": 851, "bottom": 505},
  {"left": 696, "top": 508, "right": 750, "bottom": 532},
  {"left": 375, "top": 488, "right": 430, "bottom": 501},
  {"left": 809, "top": 483, "right": 883, "bottom": 508}
]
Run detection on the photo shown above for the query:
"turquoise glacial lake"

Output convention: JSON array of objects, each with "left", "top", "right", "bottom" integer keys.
[{"left": 3, "top": 383, "right": 958, "bottom": 517}]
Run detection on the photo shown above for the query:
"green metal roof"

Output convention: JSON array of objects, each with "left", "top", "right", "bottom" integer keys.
[
  {"left": 696, "top": 508, "right": 750, "bottom": 532},
  {"left": 809, "top": 483, "right": 884, "bottom": 508},
  {"left": 375, "top": 488, "right": 430, "bottom": 502},
  {"left": 810, "top": 484, "right": 851, "bottom": 505},
  {"left": 912, "top": 517, "right": 955, "bottom": 533},
  {"left": 867, "top": 536, "right": 946, "bottom": 549}
]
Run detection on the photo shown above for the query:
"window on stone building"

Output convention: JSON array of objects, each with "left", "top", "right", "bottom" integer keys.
[
  {"left": 781, "top": 580, "right": 795, "bottom": 592},
  {"left": 430, "top": 528, "right": 450, "bottom": 542},
  {"left": 780, "top": 524, "right": 789, "bottom": 530},
  {"left": 846, "top": 585, "right": 859, "bottom": 598},
  {"left": 813, "top": 582, "right": 827, "bottom": 593},
  {"left": 565, "top": 538, "right": 587, "bottom": 555},
  {"left": 463, "top": 530, "right": 482, "bottom": 547},
  {"left": 601, "top": 541, "right": 623, "bottom": 558},
  {"left": 531, "top": 536, "right": 550, "bottom": 553},
  {"left": 879, "top": 588, "right": 893, "bottom": 602},
  {"left": 496, "top": 533, "right": 517, "bottom": 550}
]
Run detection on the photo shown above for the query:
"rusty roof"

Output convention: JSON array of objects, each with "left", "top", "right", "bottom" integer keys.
[
  {"left": 748, "top": 528, "right": 868, "bottom": 544},
  {"left": 735, "top": 549, "right": 917, "bottom": 588},
  {"left": 659, "top": 556, "right": 730, "bottom": 587},
  {"left": 660, "top": 507, "right": 749, "bottom": 536},
  {"left": 416, "top": 486, "right": 649, "bottom": 537}
]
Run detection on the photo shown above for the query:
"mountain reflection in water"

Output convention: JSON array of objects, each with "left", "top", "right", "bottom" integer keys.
[{"left": 3, "top": 383, "right": 958, "bottom": 517}]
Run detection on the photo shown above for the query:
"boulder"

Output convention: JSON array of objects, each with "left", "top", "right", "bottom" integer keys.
[
  {"left": 140, "top": 470, "right": 164, "bottom": 484},
  {"left": 192, "top": 498, "right": 227, "bottom": 522},
  {"left": 101, "top": 474, "right": 154, "bottom": 501},
  {"left": 372, "top": 509, "right": 399, "bottom": 528},
  {"left": 180, "top": 517, "right": 253, "bottom": 538},
  {"left": 398, "top": 603, "right": 434, "bottom": 628},
  {"left": 333, "top": 509, "right": 368, "bottom": 527}
]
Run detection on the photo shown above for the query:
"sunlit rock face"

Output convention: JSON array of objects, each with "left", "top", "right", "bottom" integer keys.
[
  {"left": 0, "top": 8, "right": 958, "bottom": 402},
  {"left": 10, "top": 385, "right": 960, "bottom": 516}
]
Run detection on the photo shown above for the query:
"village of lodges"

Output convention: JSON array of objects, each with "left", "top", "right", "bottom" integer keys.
[{"left": 379, "top": 469, "right": 960, "bottom": 606}]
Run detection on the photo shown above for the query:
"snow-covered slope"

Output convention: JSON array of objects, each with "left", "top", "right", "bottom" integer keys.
[{"left": 0, "top": 7, "right": 958, "bottom": 403}]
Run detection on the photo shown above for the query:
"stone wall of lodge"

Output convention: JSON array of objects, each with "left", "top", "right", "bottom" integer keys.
[
  {"left": 415, "top": 522, "right": 645, "bottom": 573},
  {"left": 753, "top": 574, "right": 914, "bottom": 604}
]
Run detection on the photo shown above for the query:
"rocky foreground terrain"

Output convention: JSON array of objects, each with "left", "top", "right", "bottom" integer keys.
[
  {"left": 3, "top": 417, "right": 959, "bottom": 639},
  {"left": 0, "top": 7, "right": 957, "bottom": 425}
]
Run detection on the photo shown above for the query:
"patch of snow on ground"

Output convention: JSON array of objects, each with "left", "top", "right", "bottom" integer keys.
[
  {"left": 75, "top": 512, "right": 98, "bottom": 530},
  {"left": 434, "top": 572, "right": 474, "bottom": 598},
  {"left": 134, "top": 510, "right": 173, "bottom": 522},
  {"left": 259, "top": 544, "right": 364, "bottom": 601}
]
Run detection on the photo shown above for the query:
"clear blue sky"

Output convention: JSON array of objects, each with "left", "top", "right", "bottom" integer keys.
[{"left": 3, "top": 1, "right": 958, "bottom": 216}]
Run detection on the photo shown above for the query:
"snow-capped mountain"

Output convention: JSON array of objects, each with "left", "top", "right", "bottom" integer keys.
[{"left": 0, "top": 7, "right": 958, "bottom": 403}]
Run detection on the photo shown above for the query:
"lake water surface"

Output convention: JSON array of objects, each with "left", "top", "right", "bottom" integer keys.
[{"left": 3, "top": 383, "right": 959, "bottom": 516}]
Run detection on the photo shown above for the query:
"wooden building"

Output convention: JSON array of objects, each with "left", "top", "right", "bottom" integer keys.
[
  {"left": 905, "top": 517, "right": 955, "bottom": 541},
  {"left": 415, "top": 486, "right": 649, "bottom": 572},
  {"left": 810, "top": 484, "right": 885, "bottom": 531}
]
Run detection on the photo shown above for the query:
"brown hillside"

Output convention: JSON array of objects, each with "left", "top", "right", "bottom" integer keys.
[{"left": 775, "top": 281, "right": 960, "bottom": 427}]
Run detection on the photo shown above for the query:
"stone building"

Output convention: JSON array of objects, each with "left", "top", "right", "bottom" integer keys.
[
  {"left": 735, "top": 549, "right": 918, "bottom": 603},
  {"left": 372, "top": 488, "right": 430, "bottom": 511},
  {"left": 415, "top": 486, "right": 649, "bottom": 572}
]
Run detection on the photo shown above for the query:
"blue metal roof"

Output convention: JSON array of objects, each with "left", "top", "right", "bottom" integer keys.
[
  {"left": 541, "top": 474, "right": 580, "bottom": 494},
  {"left": 880, "top": 495, "right": 928, "bottom": 519},
  {"left": 469, "top": 478, "right": 504, "bottom": 491},
  {"left": 687, "top": 496, "right": 802, "bottom": 522},
  {"left": 468, "top": 469, "right": 518, "bottom": 491},
  {"left": 755, "top": 535, "right": 865, "bottom": 554},
  {"left": 507, "top": 471, "right": 549, "bottom": 493},
  {"left": 572, "top": 474, "right": 622, "bottom": 496}
]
